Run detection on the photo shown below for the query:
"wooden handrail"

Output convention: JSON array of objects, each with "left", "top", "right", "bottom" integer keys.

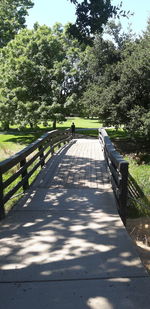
[
  {"left": 99, "top": 128, "right": 128, "bottom": 225},
  {"left": 0, "top": 129, "right": 71, "bottom": 219}
]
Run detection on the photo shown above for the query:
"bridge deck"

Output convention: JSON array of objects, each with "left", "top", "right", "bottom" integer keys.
[{"left": 0, "top": 139, "right": 150, "bottom": 308}]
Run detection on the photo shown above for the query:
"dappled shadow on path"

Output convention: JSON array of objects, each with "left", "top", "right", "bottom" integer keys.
[
  {"left": 0, "top": 139, "right": 149, "bottom": 308},
  {"left": 0, "top": 186, "right": 148, "bottom": 308},
  {"left": 34, "top": 138, "right": 110, "bottom": 189}
]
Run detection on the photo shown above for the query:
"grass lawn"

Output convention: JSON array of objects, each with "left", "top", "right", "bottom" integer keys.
[
  {"left": 0, "top": 132, "right": 41, "bottom": 161},
  {"left": 106, "top": 128, "right": 131, "bottom": 139},
  {"left": 0, "top": 117, "right": 102, "bottom": 161},
  {"left": 61, "top": 117, "right": 102, "bottom": 129}
]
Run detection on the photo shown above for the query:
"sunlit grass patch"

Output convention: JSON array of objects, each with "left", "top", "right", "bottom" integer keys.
[
  {"left": 106, "top": 128, "right": 131, "bottom": 139},
  {"left": 125, "top": 154, "right": 150, "bottom": 218}
]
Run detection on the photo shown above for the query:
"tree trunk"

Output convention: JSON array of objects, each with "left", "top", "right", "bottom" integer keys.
[
  {"left": 3, "top": 122, "right": 9, "bottom": 130},
  {"left": 29, "top": 122, "right": 33, "bottom": 129},
  {"left": 53, "top": 119, "right": 56, "bottom": 129}
]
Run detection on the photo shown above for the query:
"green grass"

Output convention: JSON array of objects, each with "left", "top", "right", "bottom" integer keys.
[
  {"left": 0, "top": 133, "right": 41, "bottom": 162},
  {"left": 0, "top": 117, "right": 102, "bottom": 161},
  {"left": 106, "top": 127, "right": 148, "bottom": 140},
  {"left": 126, "top": 155, "right": 150, "bottom": 198},
  {"left": 5, "top": 117, "right": 102, "bottom": 130},
  {"left": 106, "top": 128, "right": 130, "bottom": 139},
  {"left": 76, "top": 129, "right": 99, "bottom": 137},
  {"left": 60, "top": 117, "right": 101, "bottom": 129},
  {"left": 105, "top": 127, "right": 150, "bottom": 218},
  {"left": 124, "top": 148, "right": 150, "bottom": 218}
]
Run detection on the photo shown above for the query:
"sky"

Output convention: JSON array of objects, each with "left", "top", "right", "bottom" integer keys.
[{"left": 26, "top": 0, "right": 150, "bottom": 36}]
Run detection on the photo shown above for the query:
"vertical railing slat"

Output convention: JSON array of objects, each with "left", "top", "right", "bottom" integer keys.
[
  {"left": 0, "top": 172, "right": 5, "bottom": 219},
  {"left": 39, "top": 145, "right": 45, "bottom": 168},
  {"left": 20, "top": 159, "right": 29, "bottom": 192},
  {"left": 119, "top": 162, "right": 129, "bottom": 225}
]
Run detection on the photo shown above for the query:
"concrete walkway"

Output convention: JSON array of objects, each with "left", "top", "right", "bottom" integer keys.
[{"left": 0, "top": 139, "right": 150, "bottom": 309}]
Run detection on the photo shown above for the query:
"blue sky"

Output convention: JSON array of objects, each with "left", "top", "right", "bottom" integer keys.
[{"left": 26, "top": 0, "right": 150, "bottom": 36}]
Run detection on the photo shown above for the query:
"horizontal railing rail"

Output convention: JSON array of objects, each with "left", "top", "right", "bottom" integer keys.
[
  {"left": 99, "top": 128, "right": 128, "bottom": 225},
  {"left": 0, "top": 129, "right": 71, "bottom": 219}
]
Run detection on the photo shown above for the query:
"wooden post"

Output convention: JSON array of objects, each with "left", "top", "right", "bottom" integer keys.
[
  {"left": 20, "top": 159, "right": 29, "bottom": 192},
  {"left": 39, "top": 145, "right": 45, "bottom": 168},
  {"left": 0, "top": 173, "right": 5, "bottom": 219},
  {"left": 119, "top": 162, "right": 129, "bottom": 225},
  {"left": 50, "top": 137, "right": 54, "bottom": 155}
]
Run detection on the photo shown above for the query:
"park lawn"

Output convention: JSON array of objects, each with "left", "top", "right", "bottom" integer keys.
[
  {"left": 0, "top": 117, "right": 102, "bottom": 161},
  {"left": 8, "top": 117, "right": 102, "bottom": 130},
  {"left": 0, "top": 133, "right": 41, "bottom": 161},
  {"left": 57, "top": 117, "right": 101, "bottom": 129},
  {"left": 106, "top": 127, "right": 130, "bottom": 139}
]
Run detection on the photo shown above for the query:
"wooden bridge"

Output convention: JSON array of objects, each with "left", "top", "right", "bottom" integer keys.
[{"left": 0, "top": 131, "right": 150, "bottom": 308}]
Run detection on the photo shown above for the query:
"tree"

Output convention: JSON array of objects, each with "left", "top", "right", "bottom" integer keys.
[
  {"left": 0, "top": 88, "right": 17, "bottom": 130},
  {"left": 0, "top": 25, "right": 65, "bottom": 128},
  {"left": 79, "top": 22, "right": 124, "bottom": 118},
  {"left": 104, "top": 19, "right": 135, "bottom": 49},
  {"left": 0, "top": 0, "right": 34, "bottom": 48},
  {"left": 0, "top": 23, "right": 88, "bottom": 129},
  {"left": 68, "top": 0, "right": 128, "bottom": 44},
  {"left": 117, "top": 32, "right": 150, "bottom": 136},
  {"left": 81, "top": 18, "right": 150, "bottom": 138}
]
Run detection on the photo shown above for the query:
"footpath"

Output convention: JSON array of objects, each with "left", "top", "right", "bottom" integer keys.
[{"left": 0, "top": 139, "right": 150, "bottom": 309}]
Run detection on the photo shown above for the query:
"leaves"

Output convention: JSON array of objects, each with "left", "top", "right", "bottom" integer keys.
[
  {"left": 0, "top": 24, "right": 88, "bottom": 128},
  {"left": 68, "top": 0, "right": 130, "bottom": 45},
  {"left": 80, "top": 18, "right": 150, "bottom": 138},
  {"left": 0, "top": 0, "right": 34, "bottom": 47}
]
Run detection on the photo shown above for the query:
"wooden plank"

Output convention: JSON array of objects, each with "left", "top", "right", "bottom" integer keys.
[
  {"left": 0, "top": 174, "right": 5, "bottom": 219},
  {"left": 38, "top": 145, "right": 45, "bottom": 168},
  {"left": 20, "top": 159, "right": 29, "bottom": 192},
  {"left": 109, "top": 163, "right": 121, "bottom": 187}
]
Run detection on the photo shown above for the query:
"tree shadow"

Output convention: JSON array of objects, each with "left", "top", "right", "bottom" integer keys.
[
  {"left": 0, "top": 139, "right": 149, "bottom": 308},
  {"left": 1, "top": 126, "right": 72, "bottom": 146}
]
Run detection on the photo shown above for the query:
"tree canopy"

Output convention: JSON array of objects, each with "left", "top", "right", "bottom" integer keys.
[
  {"left": 68, "top": 0, "right": 128, "bottom": 44},
  {"left": 80, "top": 19, "right": 150, "bottom": 138},
  {"left": 0, "top": 23, "right": 87, "bottom": 129},
  {"left": 0, "top": 0, "right": 34, "bottom": 48}
]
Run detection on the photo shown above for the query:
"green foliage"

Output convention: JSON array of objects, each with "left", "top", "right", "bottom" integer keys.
[
  {"left": 0, "top": 0, "right": 34, "bottom": 47},
  {"left": 68, "top": 0, "right": 128, "bottom": 45},
  {"left": 80, "top": 18, "right": 150, "bottom": 139},
  {"left": 0, "top": 24, "right": 88, "bottom": 128}
]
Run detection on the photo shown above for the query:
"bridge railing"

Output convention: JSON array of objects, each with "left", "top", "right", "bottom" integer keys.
[
  {"left": 99, "top": 128, "right": 128, "bottom": 225},
  {"left": 0, "top": 129, "right": 71, "bottom": 219}
]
